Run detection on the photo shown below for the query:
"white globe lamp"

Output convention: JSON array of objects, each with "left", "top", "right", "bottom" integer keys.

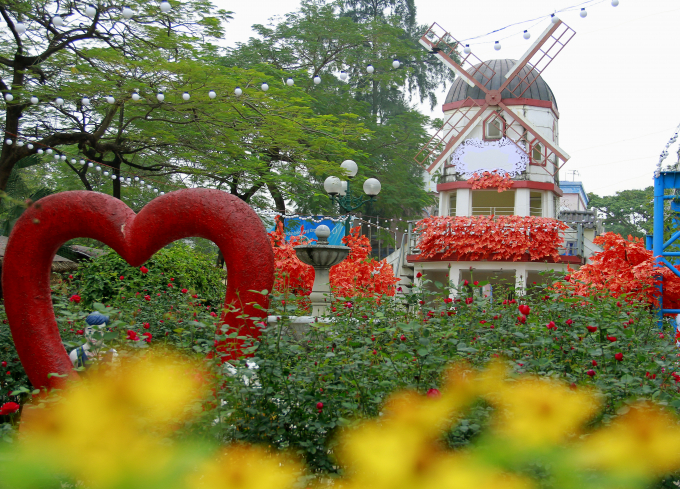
[
  {"left": 324, "top": 176, "right": 342, "bottom": 195},
  {"left": 363, "top": 178, "right": 381, "bottom": 196},
  {"left": 340, "top": 159, "right": 358, "bottom": 178}
]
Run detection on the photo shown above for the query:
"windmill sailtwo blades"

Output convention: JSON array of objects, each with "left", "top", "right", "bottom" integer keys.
[{"left": 415, "top": 20, "right": 575, "bottom": 176}]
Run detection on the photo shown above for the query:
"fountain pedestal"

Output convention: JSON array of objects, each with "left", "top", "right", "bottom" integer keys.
[{"left": 294, "top": 225, "right": 349, "bottom": 316}]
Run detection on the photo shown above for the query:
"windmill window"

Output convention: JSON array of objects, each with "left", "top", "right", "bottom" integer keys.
[
  {"left": 485, "top": 118, "right": 504, "bottom": 140},
  {"left": 532, "top": 143, "right": 543, "bottom": 162}
]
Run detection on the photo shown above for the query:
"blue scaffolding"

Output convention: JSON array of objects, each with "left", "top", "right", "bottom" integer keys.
[{"left": 652, "top": 171, "right": 680, "bottom": 323}]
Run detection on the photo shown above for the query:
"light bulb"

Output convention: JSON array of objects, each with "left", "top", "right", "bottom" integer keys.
[
  {"left": 27, "top": 143, "right": 33, "bottom": 149},
  {"left": 261, "top": 82, "right": 269, "bottom": 91},
  {"left": 339, "top": 71, "right": 347, "bottom": 80},
  {"left": 494, "top": 41, "right": 501, "bottom": 51},
  {"left": 367, "top": 64, "right": 374, "bottom": 73},
  {"left": 85, "top": 4, "right": 96, "bottom": 18},
  {"left": 53, "top": 154, "right": 60, "bottom": 160},
  {"left": 106, "top": 95, "right": 115, "bottom": 104},
  {"left": 134, "top": 176, "right": 139, "bottom": 181},
  {"left": 79, "top": 159, "right": 86, "bottom": 165},
  {"left": 111, "top": 174, "right": 117, "bottom": 180},
  {"left": 70, "top": 158, "right": 76, "bottom": 164},
  {"left": 46, "top": 148, "right": 52, "bottom": 154},
  {"left": 30, "top": 95, "right": 38, "bottom": 104},
  {"left": 551, "top": 14, "right": 559, "bottom": 24},
  {"left": 82, "top": 96, "right": 90, "bottom": 106},
  {"left": 132, "top": 91, "right": 140, "bottom": 101},
  {"left": 55, "top": 97, "right": 64, "bottom": 105},
  {"left": 16, "top": 141, "right": 24, "bottom": 147},
  {"left": 122, "top": 6, "right": 134, "bottom": 19},
  {"left": 4, "top": 93, "right": 13, "bottom": 102},
  {"left": 208, "top": 90, "right": 216, "bottom": 99},
  {"left": 88, "top": 162, "right": 93, "bottom": 167},
  {"left": 580, "top": 8, "right": 587, "bottom": 17},
  {"left": 15, "top": 22, "right": 26, "bottom": 35},
  {"left": 463, "top": 44, "right": 471, "bottom": 54},
  {"left": 523, "top": 30, "right": 530, "bottom": 39},
  {"left": 286, "top": 78, "right": 294, "bottom": 86},
  {"left": 182, "top": 91, "right": 190, "bottom": 101},
  {"left": 147, "top": 184, "right": 152, "bottom": 189},
  {"left": 104, "top": 171, "right": 109, "bottom": 176},
  {"left": 234, "top": 87, "right": 242, "bottom": 96},
  {"left": 140, "top": 180, "right": 145, "bottom": 185},
  {"left": 313, "top": 75, "right": 321, "bottom": 85},
  {"left": 60, "top": 155, "right": 66, "bottom": 161},
  {"left": 153, "top": 188, "right": 159, "bottom": 193},
  {"left": 160, "top": 0, "right": 171, "bottom": 13},
  {"left": 156, "top": 91, "right": 164, "bottom": 102},
  {"left": 126, "top": 178, "right": 131, "bottom": 183},
  {"left": 160, "top": 192, "right": 165, "bottom": 195},
  {"left": 52, "top": 15, "right": 63, "bottom": 27},
  {"left": 37, "top": 149, "right": 44, "bottom": 154},
  {"left": 96, "top": 165, "right": 101, "bottom": 171},
  {"left": 392, "top": 59, "right": 400, "bottom": 69},
  {"left": 5, "top": 139, "right": 12, "bottom": 146},
  {"left": 611, "top": 0, "right": 619, "bottom": 5}
]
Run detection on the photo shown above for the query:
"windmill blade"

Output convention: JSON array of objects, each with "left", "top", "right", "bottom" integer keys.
[
  {"left": 414, "top": 98, "right": 488, "bottom": 173},
  {"left": 498, "top": 20, "right": 575, "bottom": 98},
  {"left": 419, "top": 23, "right": 496, "bottom": 94}
]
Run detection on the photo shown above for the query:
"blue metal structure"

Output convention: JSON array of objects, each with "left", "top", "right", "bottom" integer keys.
[{"left": 652, "top": 171, "right": 680, "bottom": 322}]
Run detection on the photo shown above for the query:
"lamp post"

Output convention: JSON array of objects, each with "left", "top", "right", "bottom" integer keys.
[{"left": 323, "top": 160, "right": 381, "bottom": 236}]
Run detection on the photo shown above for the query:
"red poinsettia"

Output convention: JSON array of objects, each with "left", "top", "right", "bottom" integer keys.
[{"left": 467, "top": 171, "right": 513, "bottom": 192}]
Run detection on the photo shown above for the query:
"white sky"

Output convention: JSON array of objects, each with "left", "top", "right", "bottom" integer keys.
[{"left": 213, "top": 0, "right": 680, "bottom": 197}]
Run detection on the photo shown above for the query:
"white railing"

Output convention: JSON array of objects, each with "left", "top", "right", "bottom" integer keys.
[{"left": 471, "top": 206, "right": 515, "bottom": 216}]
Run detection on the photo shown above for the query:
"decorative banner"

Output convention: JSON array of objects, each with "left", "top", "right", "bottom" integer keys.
[
  {"left": 449, "top": 137, "right": 528, "bottom": 177},
  {"left": 265, "top": 216, "right": 347, "bottom": 246}
]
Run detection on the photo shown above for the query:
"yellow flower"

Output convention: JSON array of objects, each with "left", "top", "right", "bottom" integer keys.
[
  {"left": 488, "top": 377, "right": 600, "bottom": 447},
  {"left": 576, "top": 402, "right": 680, "bottom": 476}
]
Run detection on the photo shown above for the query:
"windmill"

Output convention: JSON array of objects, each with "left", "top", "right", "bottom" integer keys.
[{"left": 414, "top": 20, "right": 575, "bottom": 176}]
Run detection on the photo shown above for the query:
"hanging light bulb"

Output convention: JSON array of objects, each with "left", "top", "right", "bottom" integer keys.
[
  {"left": 4, "top": 93, "right": 13, "bottom": 102},
  {"left": 82, "top": 96, "right": 90, "bottom": 106},
  {"left": 131, "top": 91, "right": 140, "bottom": 101},
  {"left": 160, "top": 191, "right": 165, "bottom": 195},
  {"left": 339, "top": 71, "right": 347, "bottom": 81},
  {"left": 156, "top": 91, "right": 164, "bottom": 102},
  {"left": 27, "top": 143, "right": 33, "bottom": 149},
  {"left": 52, "top": 15, "right": 63, "bottom": 27},
  {"left": 134, "top": 176, "right": 140, "bottom": 181},
  {"left": 580, "top": 7, "right": 587, "bottom": 17},
  {"left": 147, "top": 184, "right": 152, "bottom": 189},
  {"left": 140, "top": 180, "right": 145, "bottom": 185},
  {"left": 313, "top": 75, "right": 321, "bottom": 85},
  {"left": 153, "top": 188, "right": 159, "bottom": 193},
  {"left": 15, "top": 22, "right": 26, "bottom": 35},
  {"left": 208, "top": 90, "right": 216, "bottom": 99},
  {"left": 70, "top": 158, "right": 76, "bottom": 164},
  {"left": 4, "top": 139, "right": 12, "bottom": 146},
  {"left": 126, "top": 177, "right": 131, "bottom": 183},
  {"left": 286, "top": 78, "right": 294, "bottom": 86},
  {"left": 523, "top": 30, "right": 530, "bottom": 39},
  {"left": 60, "top": 155, "right": 66, "bottom": 161},
  {"left": 30, "top": 95, "right": 38, "bottom": 104},
  {"left": 494, "top": 41, "right": 501, "bottom": 51},
  {"left": 182, "top": 91, "right": 190, "bottom": 101},
  {"left": 111, "top": 174, "right": 117, "bottom": 180},
  {"left": 79, "top": 159, "right": 85, "bottom": 165},
  {"left": 87, "top": 162, "right": 93, "bottom": 167},
  {"left": 463, "top": 44, "right": 471, "bottom": 54},
  {"left": 366, "top": 64, "right": 374, "bottom": 73},
  {"left": 106, "top": 95, "right": 115, "bottom": 104},
  {"left": 103, "top": 171, "right": 109, "bottom": 176},
  {"left": 46, "top": 148, "right": 53, "bottom": 154},
  {"left": 550, "top": 13, "right": 559, "bottom": 24},
  {"left": 85, "top": 4, "right": 97, "bottom": 18},
  {"left": 160, "top": 0, "right": 171, "bottom": 13},
  {"left": 96, "top": 165, "right": 101, "bottom": 171},
  {"left": 234, "top": 86, "right": 242, "bottom": 96},
  {"left": 53, "top": 154, "right": 60, "bottom": 160},
  {"left": 17, "top": 141, "right": 24, "bottom": 147},
  {"left": 611, "top": 0, "right": 619, "bottom": 5},
  {"left": 37, "top": 149, "right": 44, "bottom": 154},
  {"left": 392, "top": 59, "right": 400, "bottom": 69},
  {"left": 55, "top": 97, "right": 64, "bottom": 106},
  {"left": 122, "top": 5, "right": 134, "bottom": 19},
  {"left": 261, "top": 82, "right": 269, "bottom": 91}
]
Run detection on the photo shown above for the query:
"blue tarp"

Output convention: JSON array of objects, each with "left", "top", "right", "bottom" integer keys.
[{"left": 266, "top": 216, "right": 347, "bottom": 246}]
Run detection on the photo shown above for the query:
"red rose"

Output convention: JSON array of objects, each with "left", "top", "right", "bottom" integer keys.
[
  {"left": 372, "top": 350, "right": 377, "bottom": 355},
  {"left": 170, "top": 277, "right": 174, "bottom": 281},
  {"left": 592, "top": 360, "right": 597, "bottom": 366},
  {"left": 0, "top": 402, "right": 20, "bottom": 416},
  {"left": 416, "top": 272, "right": 422, "bottom": 278},
  {"left": 400, "top": 335, "right": 406, "bottom": 341},
  {"left": 126, "top": 330, "right": 139, "bottom": 341},
  {"left": 564, "top": 275, "right": 571, "bottom": 281},
  {"left": 140, "top": 266, "right": 149, "bottom": 274},
  {"left": 518, "top": 305, "right": 531, "bottom": 315},
  {"left": 0, "top": 361, "right": 5, "bottom": 367},
  {"left": 120, "top": 276, "right": 124, "bottom": 280},
  {"left": 144, "top": 295, "right": 151, "bottom": 301},
  {"left": 168, "top": 283, "right": 173, "bottom": 288},
  {"left": 517, "top": 315, "right": 526, "bottom": 324},
  {"left": 444, "top": 297, "right": 453, "bottom": 304},
  {"left": 68, "top": 274, "right": 73, "bottom": 279},
  {"left": 546, "top": 321, "right": 556, "bottom": 330},
  {"left": 192, "top": 294, "right": 198, "bottom": 299},
  {"left": 427, "top": 388, "right": 441, "bottom": 399},
  {"left": 69, "top": 294, "right": 81, "bottom": 303},
  {"left": 616, "top": 302, "right": 622, "bottom": 307},
  {"left": 479, "top": 320, "right": 486, "bottom": 324},
  {"left": 586, "top": 370, "right": 596, "bottom": 377},
  {"left": 587, "top": 325, "right": 597, "bottom": 332},
  {"left": 463, "top": 280, "right": 469, "bottom": 286},
  {"left": 418, "top": 300, "right": 424, "bottom": 305},
  {"left": 76, "top": 329, "right": 84, "bottom": 335},
  {"left": 474, "top": 281, "right": 479, "bottom": 286},
  {"left": 607, "top": 336, "right": 617, "bottom": 343},
  {"left": 465, "top": 297, "right": 473, "bottom": 304},
  {"left": 181, "top": 288, "right": 188, "bottom": 294},
  {"left": 143, "top": 332, "right": 152, "bottom": 343},
  {"left": 210, "top": 312, "right": 217, "bottom": 317},
  {"left": 143, "top": 322, "right": 150, "bottom": 329},
  {"left": 316, "top": 402, "right": 323, "bottom": 411},
  {"left": 615, "top": 352, "right": 623, "bottom": 361},
  {"left": 566, "top": 319, "right": 573, "bottom": 326}
]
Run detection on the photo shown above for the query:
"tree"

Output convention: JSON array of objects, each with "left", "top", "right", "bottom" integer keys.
[{"left": 588, "top": 188, "right": 653, "bottom": 238}]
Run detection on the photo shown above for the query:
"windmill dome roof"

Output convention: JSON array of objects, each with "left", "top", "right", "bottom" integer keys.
[{"left": 444, "top": 59, "right": 558, "bottom": 110}]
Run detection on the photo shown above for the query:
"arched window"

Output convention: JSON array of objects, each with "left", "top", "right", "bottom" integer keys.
[
  {"left": 532, "top": 143, "right": 543, "bottom": 162},
  {"left": 484, "top": 117, "right": 504, "bottom": 140}
]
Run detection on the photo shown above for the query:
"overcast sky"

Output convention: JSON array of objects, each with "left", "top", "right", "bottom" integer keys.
[{"left": 212, "top": 0, "right": 680, "bottom": 197}]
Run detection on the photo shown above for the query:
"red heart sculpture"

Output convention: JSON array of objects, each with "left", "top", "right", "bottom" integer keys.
[{"left": 2, "top": 189, "right": 274, "bottom": 390}]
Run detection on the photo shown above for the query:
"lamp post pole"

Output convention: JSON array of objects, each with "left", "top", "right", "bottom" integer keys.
[{"left": 324, "top": 160, "right": 381, "bottom": 238}]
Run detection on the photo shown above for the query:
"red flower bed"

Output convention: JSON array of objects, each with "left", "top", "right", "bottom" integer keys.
[
  {"left": 467, "top": 171, "right": 513, "bottom": 192},
  {"left": 414, "top": 215, "right": 569, "bottom": 262}
]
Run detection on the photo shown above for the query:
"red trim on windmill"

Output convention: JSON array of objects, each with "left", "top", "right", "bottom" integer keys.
[{"left": 416, "top": 20, "right": 575, "bottom": 176}]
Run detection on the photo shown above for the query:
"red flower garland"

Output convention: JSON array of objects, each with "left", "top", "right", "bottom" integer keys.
[
  {"left": 414, "top": 215, "right": 569, "bottom": 262},
  {"left": 467, "top": 171, "right": 513, "bottom": 192}
]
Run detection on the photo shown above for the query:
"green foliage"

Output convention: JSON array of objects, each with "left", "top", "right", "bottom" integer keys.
[
  {"left": 74, "top": 242, "right": 225, "bottom": 306},
  {"left": 588, "top": 187, "right": 653, "bottom": 238}
]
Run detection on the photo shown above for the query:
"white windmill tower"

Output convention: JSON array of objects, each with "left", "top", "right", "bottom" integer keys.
[{"left": 404, "top": 19, "right": 600, "bottom": 294}]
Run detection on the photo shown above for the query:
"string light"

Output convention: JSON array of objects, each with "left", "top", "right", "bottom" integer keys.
[
  {"left": 494, "top": 41, "right": 501, "bottom": 51},
  {"left": 208, "top": 90, "right": 216, "bottom": 99},
  {"left": 122, "top": 6, "right": 134, "bottom": 19},
  {"left": 234, "top": 87, "right": 242, "bottom": 96},
  {"left": 16, "top": 141, "right": 23, "bottom": 147},
  {"left": 52, "top": 15, "right": 63, "bottom": 27},
  {"left": 156, "top": 91, "right": 164, "bottom": 102},
  {"left": 182, "top": 91, "right": 190, "bottom": 101},
  {"left": 392, "top": 59, "right": 400, "bottom": 69},
  {"left": 366, "top": 64, "right": 374, "bottom": 74},
  {"left": 4, "top": 93, "right": 13, "bottom": 102},
  {"left": 611, "top": 0, "right": 619, "bottom": 5},
  {"left": 261, "top": 82, "right": 269, "bottom": 91},
  {"left": 523, "top": 30, "right": 530, "bottom": 39},
  {"left": 15, "top": 22, "right": 26, "bottom": 35},
  {"left": 106, "top": 95, "right": 115, "bottom": 104},
  {"left": 30, "top": 95, "right": 38, "bottom": 104},
  {"left": 339, "top": 71, "right": 347, "bottom": 81},
  {"left": 463, "top": 45, "right": 471, "bottom": 54},
  {"left": 160, "top": 0, "right": 171, "bottom": 13},
  {"left": 85, "top": 4, "right": 97, "bottom": 18},
  {"left": 580, "top": 8, "right": 587, "bottom": 17},
  {"left": 4, "top": 139, "right": 12, "bottom": 145},
  {"left": 132, "top": 91, "right": 140, "bottom": 101},
  {"left": 550, "top": 13, "right": 560, "bottom": 24},
  {"left": 55, "top": 97, "right": 64, "bottom": 106},
  {"left": 286, "top": 78, "right": 294, "bottom": 86},
  {"left": 82, "top": 96, "right": 90, "bottom": 106},
  {"left": 313, "top": 75, "right": 321, "bottom": 85}
]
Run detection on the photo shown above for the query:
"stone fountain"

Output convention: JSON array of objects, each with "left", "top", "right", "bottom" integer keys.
[{"left": 293, "top": 224, "right": 350, "bottom": 316}]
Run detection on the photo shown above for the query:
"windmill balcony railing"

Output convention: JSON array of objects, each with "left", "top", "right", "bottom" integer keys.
[{"left": 447, "top": 207, "right": 544, "bottom": 217}]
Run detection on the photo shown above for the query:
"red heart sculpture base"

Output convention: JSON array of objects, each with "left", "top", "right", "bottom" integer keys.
[{"left": 2, "top": 189, "right": 274, "bottom": 390}]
